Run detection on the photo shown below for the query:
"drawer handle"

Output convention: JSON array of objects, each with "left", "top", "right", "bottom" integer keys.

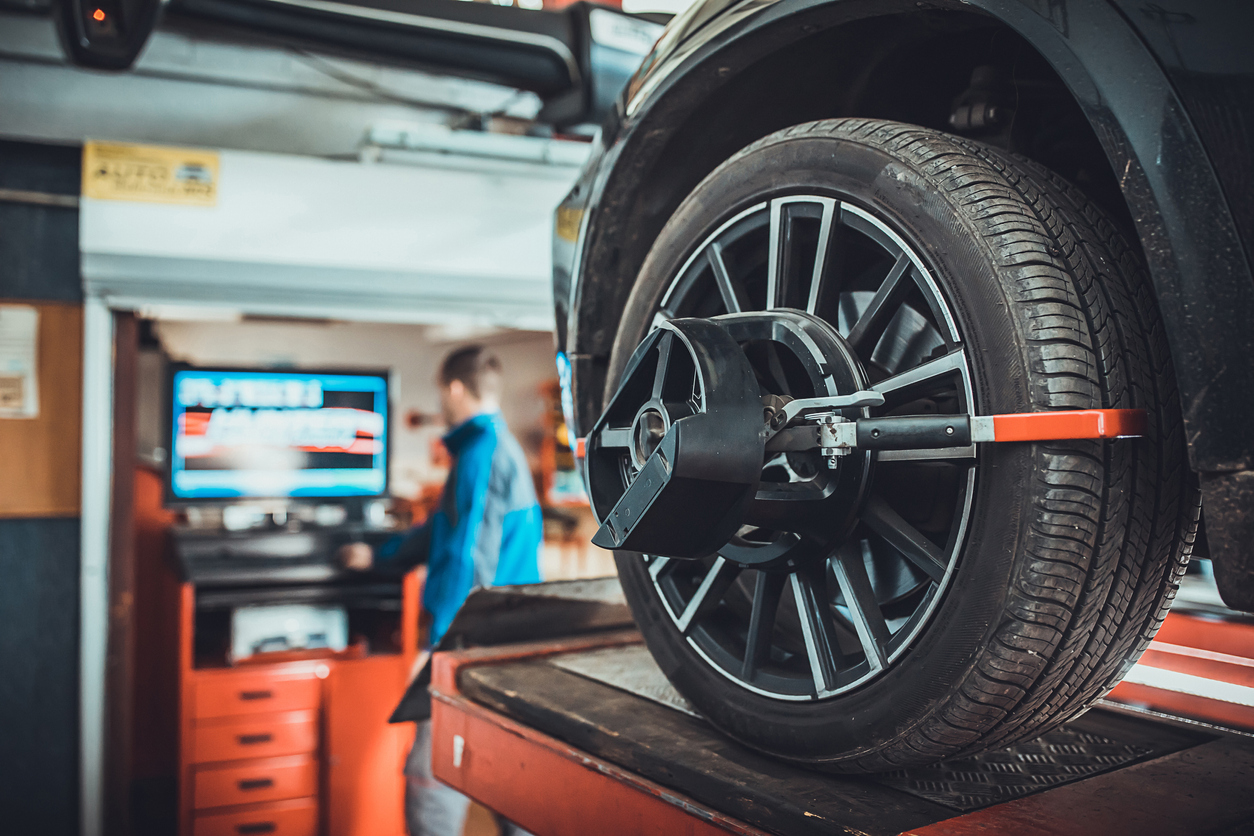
[
  {"left": 238, "top": 778, "right": 274, "bottom": 791},
  {"left": 237, "top": 733, "right": 273, "bottom": 745},
  {"left": 236, "top": 823, "right": 277, "bottom": 835},
  {"left": 239, "top": 690, "right": 273, "bottom": 701}
]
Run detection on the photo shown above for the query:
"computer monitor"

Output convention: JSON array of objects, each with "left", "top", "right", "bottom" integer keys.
[{"left": 168, "top": 365, "right": 389, "bottom": 501}]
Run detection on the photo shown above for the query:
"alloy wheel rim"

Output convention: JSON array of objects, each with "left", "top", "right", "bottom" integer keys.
[{"left": 638, "top": 193, "right": 979, "bottom": 701}]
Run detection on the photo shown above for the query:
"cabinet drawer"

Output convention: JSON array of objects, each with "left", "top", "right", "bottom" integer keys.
[
  {"left": 196, "top": 674, "right": 320, "bottom": 719},
  {"left": 194, "top": 755, "right": 317, "bottom": 810},
  {"left": 193, "top": 798, "right": 318, "bottom": 836},
  {"left": 193, "top": 711, "right": 318, "bottom": 764}
]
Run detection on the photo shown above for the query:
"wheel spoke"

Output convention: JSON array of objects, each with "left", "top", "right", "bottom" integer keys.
[
  {"left": 652, "top": 330, "right": 674, "bottom": 399},
  {"left": 766, "top": 200, "right": 784, "bottom": 309},
  {"left": 676, "top": 556, "right": 738, "bottom": 633},
  {"left": 806, "top": 199, "right": 840, "bottom": 314},
  {"left": 648, "top": 556, "right": 674, "bottom": 580},
  {"left": 790, "top": 567, "right": 842, "bottom": 695},
  {"left": 741, "top": 571, "right": 785, "bottom": 680},
  {"left": 831, "top": 544, "right": 890, "bottom": 672},
  {"left": 861, "top": 495, "right": 948, "bottom": 583},
  {"left": 650, "top": 310, "right": 673, "bottom": 332},
  {"left": 708, "top": 242, "right": 748, "bottom": 314},
  {"left": 871, "top": 348, "right": 966, "bottom": 398},
  {"left": 846, "top": 252, "right": 913, "bottom": 353}
]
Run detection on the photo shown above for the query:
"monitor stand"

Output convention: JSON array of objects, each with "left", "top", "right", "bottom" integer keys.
[{"left": 342, "top": 497, "right": 366, "bottom": 524}]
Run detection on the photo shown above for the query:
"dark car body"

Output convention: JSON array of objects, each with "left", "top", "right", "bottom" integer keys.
[{"left": 552, "top": 0, "right": 1254, "bottom": 606}]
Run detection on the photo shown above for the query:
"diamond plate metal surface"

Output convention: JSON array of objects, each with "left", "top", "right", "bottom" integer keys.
[
  {"left": 550, "top": 643, "right": 703, "bottom": 718},
  {"left": 874, "top": 726, "right": 1156, "bottom": 811}
]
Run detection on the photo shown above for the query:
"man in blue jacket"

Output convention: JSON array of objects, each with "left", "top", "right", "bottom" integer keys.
[{"left": 339, "top": 344, "right": 542, "bottom": 836}]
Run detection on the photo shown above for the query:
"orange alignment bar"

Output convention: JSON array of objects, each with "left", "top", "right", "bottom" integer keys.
[{"left": 992, "top": 408, "right": 1146, "bottom": 442}]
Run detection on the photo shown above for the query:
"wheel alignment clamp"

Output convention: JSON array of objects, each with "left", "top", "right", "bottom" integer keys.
[{"left": 575, "top": 409, "right": 1148, "bottom": 457}]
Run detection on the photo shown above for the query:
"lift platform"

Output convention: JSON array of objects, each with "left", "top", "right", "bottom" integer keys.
[{"left": 419, "top": 579, "right": 1254, "bottom": 836}]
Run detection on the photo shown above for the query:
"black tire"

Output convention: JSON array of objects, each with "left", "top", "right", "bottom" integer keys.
[{"left": 607, "top": 119, "right": 1200, "bottom": 771}]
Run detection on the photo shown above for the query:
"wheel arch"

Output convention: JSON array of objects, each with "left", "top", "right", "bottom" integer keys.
[{"left": 569, "top": 0, "right": 1254, "bottom": 469}]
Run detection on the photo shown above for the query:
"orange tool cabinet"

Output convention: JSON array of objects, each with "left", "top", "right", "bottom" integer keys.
[{"left": 177, "top": 572, "right": 420, "bottom": 836}]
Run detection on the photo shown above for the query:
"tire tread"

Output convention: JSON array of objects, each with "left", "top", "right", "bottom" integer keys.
[{"left": 737, "top": 118, "right": 1197, "bottom": 770}]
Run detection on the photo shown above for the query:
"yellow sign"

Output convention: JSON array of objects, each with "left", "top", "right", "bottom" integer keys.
[{"left": 83, "top": 141, "right": 220, "bottom": 206}]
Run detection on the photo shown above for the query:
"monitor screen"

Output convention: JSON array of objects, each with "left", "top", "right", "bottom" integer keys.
[{"left": 169, "top": 367, "right": 389, "bottom": 500}]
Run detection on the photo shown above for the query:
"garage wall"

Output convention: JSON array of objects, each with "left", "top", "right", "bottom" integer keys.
[
  {"left": 0, "top": 139, "right": 83, "bottom": 836},
  {"left": 81, "top": 147, "right": 577, "bottom": 332}
]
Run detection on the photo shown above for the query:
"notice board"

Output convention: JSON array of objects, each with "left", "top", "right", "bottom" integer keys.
[{"left": 0, "top": 301, "right": 82, "bottom": 517}]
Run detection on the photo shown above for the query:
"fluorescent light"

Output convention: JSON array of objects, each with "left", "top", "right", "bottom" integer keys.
[{"left": 139, "top": 304, "right": 242, "bottom": 322}]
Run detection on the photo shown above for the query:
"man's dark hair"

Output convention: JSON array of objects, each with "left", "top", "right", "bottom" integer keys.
[{"left": 439, "top": 345, "right": 503, "bottom": 399}]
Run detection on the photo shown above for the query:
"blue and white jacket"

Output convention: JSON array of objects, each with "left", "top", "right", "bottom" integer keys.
[{"left": 376, "top": 412, "right": 543, "bottom": 644}]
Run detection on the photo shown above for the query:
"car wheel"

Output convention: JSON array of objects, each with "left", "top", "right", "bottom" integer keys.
[{"left": 605, "top": 118, "right": 1200, "bottom": 771}]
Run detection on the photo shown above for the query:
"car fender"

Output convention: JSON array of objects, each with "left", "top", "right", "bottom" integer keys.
[{"left": 559, "top": 0, "right": 1254, "bottom": 480}]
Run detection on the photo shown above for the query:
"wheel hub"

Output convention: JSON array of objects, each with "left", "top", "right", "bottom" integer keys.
[
  {"left": 587, "top": 309, "right": 877, "bottom": 566},
  {"left": 631, "top": 405, "right": 668, "bottom": 467}
]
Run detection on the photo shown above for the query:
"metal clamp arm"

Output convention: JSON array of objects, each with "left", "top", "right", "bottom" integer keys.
[
  {"left": 763, "top": 408, "right": 1148, "bottom": 457},
  {"left": 762, "top": 390, "right": 884, "bottom": 441}
]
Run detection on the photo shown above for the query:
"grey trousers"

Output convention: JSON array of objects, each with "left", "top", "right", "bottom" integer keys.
[{"left": 405, "top": 719, "right": 535, "bottom": 836}]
